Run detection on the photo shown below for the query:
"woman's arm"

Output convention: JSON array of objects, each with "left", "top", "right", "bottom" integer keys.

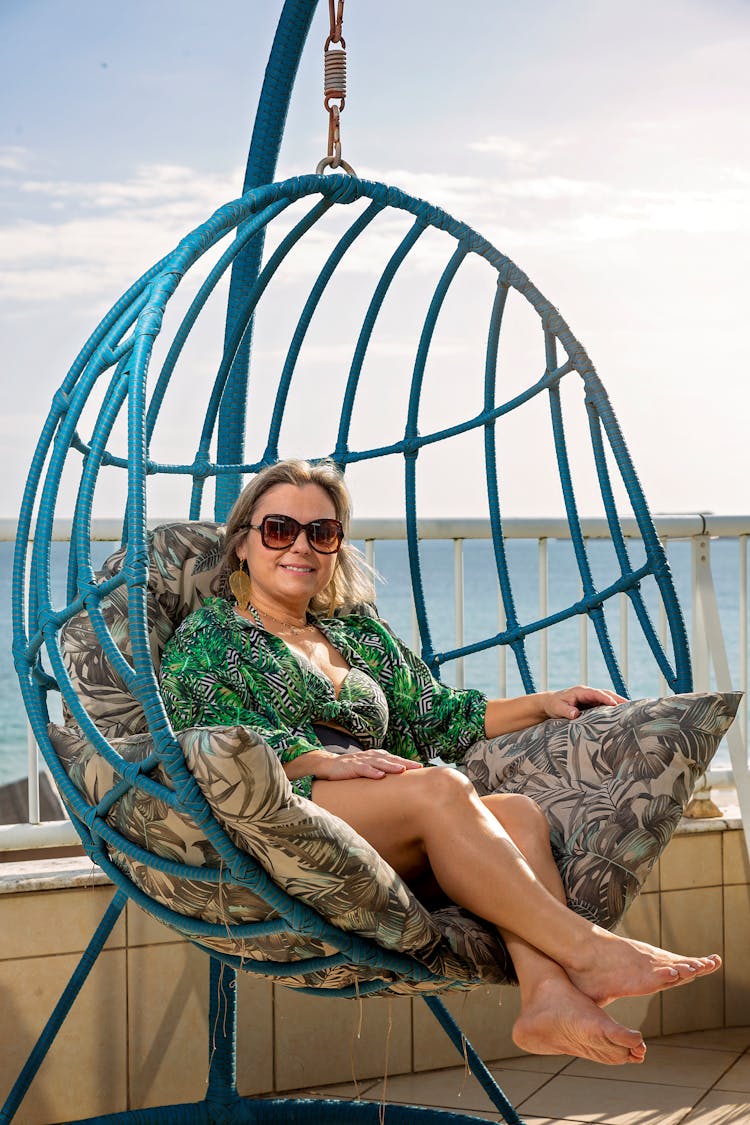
[{"left": 484, "top": 685, "right": 626, "bottom": 738}]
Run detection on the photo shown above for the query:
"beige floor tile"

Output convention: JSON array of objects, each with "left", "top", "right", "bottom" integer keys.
[
  {"left": 661, "top": 833, "right": 723, "bottom": 891},
  {"left": 236, "top": 972, "right": 274, "bottom": 1096},
  {"left": 412, "top": 983, "right": 523, "bottom": 1070},
  {"left": 359, "top": 1112, "right": 561, "bottom": 1123},
  {"left": 564, "top": 1043, "right": 738, "bottom": 1088},
  {"left": 396, "top": 1115, "right": 578, "bottom": 1124},
  {"left": 296, "top": 1078, "right": 381, "bottom": 1098},
  {"left": 680, "top": 1090, "right": 750, "bottom": 1123},
  {"left": 364, "top": 1063, "right": 550, "bottom": 1113},
  {"left": 518, "top": 1074, "right": 704, "bottom": 1124},
  {"left": 724, "top": 884, "right": 750, "bottom": 1026},
  {"left": 488, "top": 1053, "right": 573, "bottom": 1074},
  {"left": 723, "top": 830, "right": 750, "bottom": 885},
  {"left": 715, "top": 1052, "right": 750, "bottom": 1092},
  {"left": 648, "top": 1027, "right": 750, "bottom": 1052},
  {"left": 128, "top": 941, "right": 209, "bottom": 1110},
  {"left": 274, "top": 987, "right": 411, "bottom": 1091},
  {"left": 661, "top": 887, "right": 725, "bottom": 1034},
  {"left": 0, "top": 884, "right": 125, "bottom": 960},
  {"left": 0, "top": 949, "right": 127, "bottom": 1125}
]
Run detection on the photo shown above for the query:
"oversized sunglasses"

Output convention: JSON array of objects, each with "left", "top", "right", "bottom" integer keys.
[{"left": 248, "top": 514, "right": 344, "bottom": 554}]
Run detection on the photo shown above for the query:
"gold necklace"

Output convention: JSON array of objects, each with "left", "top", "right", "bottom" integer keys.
[{"left": 247, "top": 601, "right": 317, "bottom": 637}]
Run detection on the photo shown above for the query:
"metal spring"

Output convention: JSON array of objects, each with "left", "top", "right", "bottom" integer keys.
[{"left": 324, "top": 47, "right": 347, "bottom": 100}]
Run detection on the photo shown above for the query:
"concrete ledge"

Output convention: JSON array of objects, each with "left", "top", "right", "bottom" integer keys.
[{"left": 0, "top": 855, "right": 110, "bottom": 894}]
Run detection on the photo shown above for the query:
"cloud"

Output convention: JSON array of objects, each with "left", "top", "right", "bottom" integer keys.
[
  {"left": 2, "top": 153, "right": 748, "bottom": 307},
  {"left": 493, "top": 176, "right": 607, "bottom": 202},
  {"left": 467, "top": 134, "right": 538, "bottom": 161},
  {"left": 0, "top": 146, "right": 29, "bottom": 172},
  {"left": 466, "top": 134, "right": 568, "bottom": 172},
  {"left": 20, "top": 162, "right": 237, "bottom": 212},
  {"left": 0, "top": 163, "right": 245, "bottom": 302}
]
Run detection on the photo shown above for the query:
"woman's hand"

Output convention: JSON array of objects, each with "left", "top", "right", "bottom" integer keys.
[
  {"left": 540, "top": 685, "right": 626, "bottom": 722},
  {"left": 484, "top": 685, "right": 626, "bottom": 737},
  {"left": 313, "top": 748, "right": 424, "bottom": 781}
]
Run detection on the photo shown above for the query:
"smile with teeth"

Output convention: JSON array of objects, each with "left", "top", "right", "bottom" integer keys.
[{"left": 281, "top": 564, "right": 314, "bottom": 573}]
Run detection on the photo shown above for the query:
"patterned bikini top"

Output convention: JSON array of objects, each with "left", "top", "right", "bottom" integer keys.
[{"left": 292, "top": 650, "right": 390, "bottom": 748}]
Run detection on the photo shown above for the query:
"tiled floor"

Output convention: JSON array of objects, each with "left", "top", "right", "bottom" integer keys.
[{"left": 295, "top": 1026, "right": 750, "bottom": 1123}]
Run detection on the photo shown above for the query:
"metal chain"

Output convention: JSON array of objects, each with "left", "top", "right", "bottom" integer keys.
[{"left": 316, "top": 0, "right": 355, "bottom": 175}]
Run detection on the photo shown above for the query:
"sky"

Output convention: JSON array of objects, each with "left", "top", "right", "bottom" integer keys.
[{"left": 1, "top": 0, "right": 749, "bottom": 522}]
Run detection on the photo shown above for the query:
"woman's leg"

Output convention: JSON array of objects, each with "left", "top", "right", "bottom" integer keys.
[
  {"left": 312, "top": 768, "right": 720, "bottom": 1009},
  {"left": 478, "top": 794, "right": 647, "bottom": 1062}
]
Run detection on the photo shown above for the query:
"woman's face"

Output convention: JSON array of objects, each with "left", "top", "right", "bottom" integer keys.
[{"left": 236, "top": 482, "right": 339, "bottom": 611}]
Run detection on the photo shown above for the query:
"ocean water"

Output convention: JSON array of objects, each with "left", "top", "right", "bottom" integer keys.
[{"left": 1, "top": 536, "right": 744, "bottom": 785}]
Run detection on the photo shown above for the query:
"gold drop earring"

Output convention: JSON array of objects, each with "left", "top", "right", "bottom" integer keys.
[{"left": 229, "top": 558, "right": 253, "bottom": 611}]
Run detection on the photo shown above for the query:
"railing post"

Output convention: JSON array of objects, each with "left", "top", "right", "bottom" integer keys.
[
  {"left": 740, "top": 534, "right": 748, "bottom": 753},
  {"left": 453, "top": 539, "right": 465, "bottom": 689},
  {"left": 539, "top": 538, "right": 548, "bottom": 690},
  {"left": 26, "top": 725, "right": 40, "bottom": 825},
  {"left": 691, "top": 536, "right": 711, "bottom": 693},
  {"left": 691, "top": 536, "right": 750, "bottom": 854},
  {"left": 579, "top": 579, "right": 589, "bottom": 685}
]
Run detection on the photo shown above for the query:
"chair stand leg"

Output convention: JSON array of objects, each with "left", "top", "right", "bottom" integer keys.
[
  {"left": 423, "top": 996, "right": 525, "bottom": 1125},
  {"left": 205, "top": 957, "right": 240, "bottom": 1112},
  {"left": 0, "top": 890, "right": 129, "bottom": 1125}
]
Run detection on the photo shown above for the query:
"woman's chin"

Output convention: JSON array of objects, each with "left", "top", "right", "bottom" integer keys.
[{"left": 274, "top": 573, "right": 325, "bottom": 602}]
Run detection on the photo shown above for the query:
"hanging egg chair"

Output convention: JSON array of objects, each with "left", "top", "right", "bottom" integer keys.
[{"left": 7, "top": 2, "right": 739, "bottom": 1122}]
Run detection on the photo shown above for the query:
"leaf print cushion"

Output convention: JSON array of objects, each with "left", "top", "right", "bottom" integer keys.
[
  {"left": 49, "top": 719, "right": 505, "bottom": 992},
  {"left": 461, "top": 691, "right": 741, "bottom": 930}
]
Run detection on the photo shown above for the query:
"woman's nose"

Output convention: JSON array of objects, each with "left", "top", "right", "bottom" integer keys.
[{"left": 289, "top": 527, "right": 313, "bottom": 552}]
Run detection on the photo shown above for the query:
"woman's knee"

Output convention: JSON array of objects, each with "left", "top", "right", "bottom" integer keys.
[
  {"left": 412, "top": 764, "right": 476, "bottom": 810},
  {"left": 483, "top": 792, "right": 551, "bottom": 842}
]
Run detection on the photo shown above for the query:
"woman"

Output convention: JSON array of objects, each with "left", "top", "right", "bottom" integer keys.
[{"left": 160, "top": 458, "right": 720, "bottom": 1067}]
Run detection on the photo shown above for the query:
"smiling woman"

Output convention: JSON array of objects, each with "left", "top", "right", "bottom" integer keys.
[{"left": 158, "top": 458, "right": 725, "bottom": 1069}]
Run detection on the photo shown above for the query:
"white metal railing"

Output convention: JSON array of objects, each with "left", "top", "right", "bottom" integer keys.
[{"left": 1, "top": 514, "right": 748, "bottom": 854}]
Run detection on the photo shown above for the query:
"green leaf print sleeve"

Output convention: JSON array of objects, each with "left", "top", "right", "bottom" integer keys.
[
  {"left": 159, "top": 611, "right": 321, "bottom": 799},
  {"left": 382, "top": 626, "right": 487, "bottom": 764}
]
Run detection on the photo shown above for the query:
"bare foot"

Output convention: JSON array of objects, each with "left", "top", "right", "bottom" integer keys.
[
  {"left": 568, "top": 929, "right": 721, "bottom": 1007},
  {"left": 513, "top": 977, "right": 646, "bottom": 1065}
]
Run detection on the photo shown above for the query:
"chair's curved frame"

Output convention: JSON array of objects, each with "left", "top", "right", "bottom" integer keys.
[{"left": 6, "top": 3, "right": 691, "bottom": 1123}]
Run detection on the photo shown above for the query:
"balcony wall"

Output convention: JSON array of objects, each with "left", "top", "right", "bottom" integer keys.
[{"left": 1, "top": 819, "right": 748, "bottom": 1124}]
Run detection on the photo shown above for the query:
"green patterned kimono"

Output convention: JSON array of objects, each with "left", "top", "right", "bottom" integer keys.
[{"left": 160, "top": 596, "right": 487, "bottom": 797}]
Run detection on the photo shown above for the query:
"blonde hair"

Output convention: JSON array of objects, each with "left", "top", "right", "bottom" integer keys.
[{"left": 223, "top": 459, "right": 376, "bottom": 616}]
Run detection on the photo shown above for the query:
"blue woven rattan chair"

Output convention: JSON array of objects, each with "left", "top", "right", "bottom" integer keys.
[{"left": 7, "top": 2, "right": 696, "bottom": 1122}]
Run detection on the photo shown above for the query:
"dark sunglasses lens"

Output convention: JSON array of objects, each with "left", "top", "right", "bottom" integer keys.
[
  {"left": 309, "top": 519, "right": 343, "bottom": 553},
  {"left": 262, "top": 515, "right": 298, "bottom": 548}
]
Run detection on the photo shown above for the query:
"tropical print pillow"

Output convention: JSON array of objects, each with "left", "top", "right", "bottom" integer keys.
[
  {"left": 462, "top": 691, "right": 741, "bottom": 929},
  {"left": 59, "top": 522, "right": 228, "bottom": 737}
]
